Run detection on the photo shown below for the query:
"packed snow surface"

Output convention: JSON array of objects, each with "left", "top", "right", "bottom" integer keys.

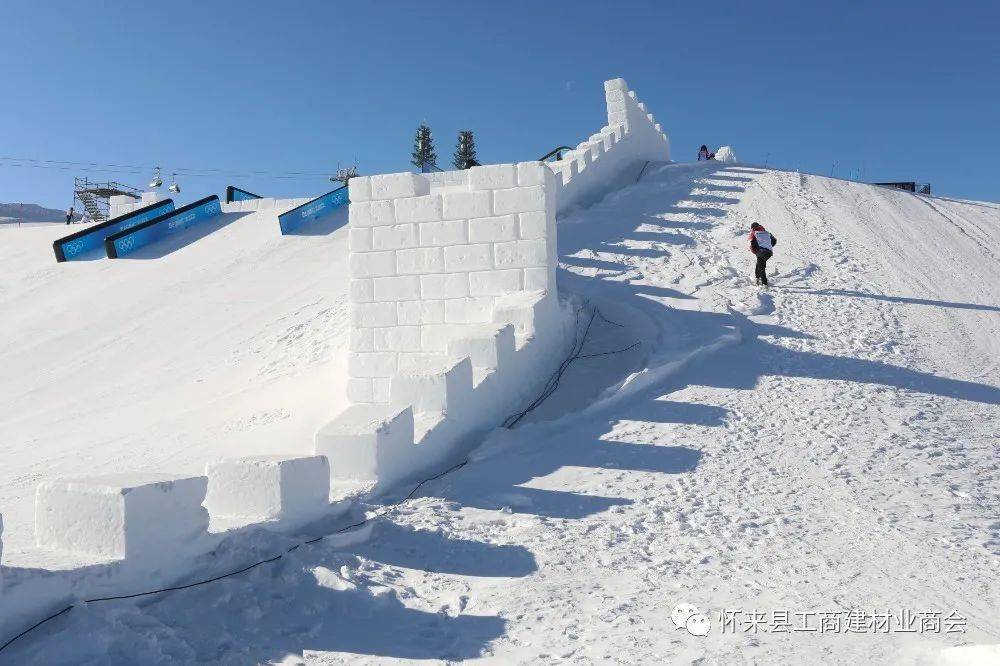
[{"left": 2, "top": 163, "right": 998, "bottom": 663}]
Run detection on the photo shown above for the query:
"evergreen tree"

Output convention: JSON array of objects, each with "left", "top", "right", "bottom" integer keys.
[
  {"left": 410, "top": 125, "right": 437, "bottom": 172},
  {"left": 453, "top": 130, "right": 478, "bottom": 170}
]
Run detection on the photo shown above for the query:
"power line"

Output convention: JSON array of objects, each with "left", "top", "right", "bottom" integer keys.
[{"left": 0, "top": 156, "right": 338, "bottom": 180}]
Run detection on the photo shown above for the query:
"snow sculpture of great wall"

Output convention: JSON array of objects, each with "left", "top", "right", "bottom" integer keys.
[{"left": 0, "top": 78, "right": 668, "bottom": 637}]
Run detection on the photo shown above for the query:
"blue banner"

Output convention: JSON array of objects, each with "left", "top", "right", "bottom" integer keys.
[
  {"left": 53, "top": 199, "right": 175, "bottom": 262},
  {"left": 226, "top": 186, "right": 262, "bottom": 203},
  {"left": 105, "top": 195, "right": 222, "bottom": 258},
  {"left": 277, "top": 186, "right": 349, "bottom": 234}
]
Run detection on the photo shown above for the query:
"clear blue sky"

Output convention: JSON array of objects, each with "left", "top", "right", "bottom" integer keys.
[{"left": 2, "top": 0, "right": 998, "bottom": 209}]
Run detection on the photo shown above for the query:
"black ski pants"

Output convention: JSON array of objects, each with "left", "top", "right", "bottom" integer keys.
[{"left": 755, "top": 248, "right": 772, "bottom": 284}]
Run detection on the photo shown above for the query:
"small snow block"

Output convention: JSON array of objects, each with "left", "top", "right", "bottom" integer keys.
[
  {"left": 394, "top": 194, "right": 443, "bottom": 224},
  {"left": 447, "top": 324, "right": 515, "bottom": 370},
  {"left": 205, "top": 455, "right": 330, "bottom": 525},
  {"left": 467, "top": 164, "right": 517, "bottom": 190},
  {"left": 391, "top": 356, "right": 473, "bottom": 414},
  {"left": 314, "top": 404, "right": 415, "bottom": 482},
  {"left": 469, "top": 268, "right": 522, "bottom": 297},
  {"left": 493, "top": 186, "right": 548, "bottom": 215},
  {"left": 35, "top": 473, "right": 209, "bottom": 560},
  {"left": 370, "top": 173, "right": 430, "bottom": 200},
  {"left": 604, "top": 78, "right": 628, "bottom": 93},
  {"left": 442, "top": 190, "right": 491, "bottom": 219},
  {"left": 493, "top": 290, "right": 557, "bottom": 338},
  {"left": 348, "top": 176, "right": 372, "bottom": 203},
  {"left": 443, "top": 296, "right": 495, "bottom": 324}
]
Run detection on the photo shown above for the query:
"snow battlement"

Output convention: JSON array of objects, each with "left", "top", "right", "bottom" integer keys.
[
  {"left": 549, "top": 77, "right": 670, "bottom": 213},
  {"left": 314, "top": 77, "right": 670, "bottom": 490},
  {"left": 342, "top": 164, "right": 560, "bottom": 405},
  {"left": 0, "top": 76, "right": 672, "bottom": 640}
]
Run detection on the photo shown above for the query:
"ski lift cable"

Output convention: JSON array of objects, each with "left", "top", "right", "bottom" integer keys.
[{"left": 0, "top": 155, "right": 339, "bottom": 179}]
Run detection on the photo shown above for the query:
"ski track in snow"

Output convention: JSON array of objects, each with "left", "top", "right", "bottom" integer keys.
[{"left": 4, "top": 164, "right": 999, "bottom": 664}]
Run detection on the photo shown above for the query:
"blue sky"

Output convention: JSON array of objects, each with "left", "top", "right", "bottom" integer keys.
[{"left": 2, "top": 0, "right": 998, "bottom": 209}]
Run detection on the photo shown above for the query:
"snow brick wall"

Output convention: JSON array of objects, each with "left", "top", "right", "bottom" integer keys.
[
  {"left": 0, "top": 77, "right": 670, "bottom": 638},
  {"left": 314, "top": 163, "right": 572, "bottom": 488},
  {"left": 314, "top": 77, "right": 669, "bottom": 488},
  {"left": 550, "top": 78, "right": 670, "bottom": 213}
]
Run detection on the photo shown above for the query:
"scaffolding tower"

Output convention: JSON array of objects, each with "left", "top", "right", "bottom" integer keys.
[{"left": 73, "top": 177, "right": 142, "bottom": 222}]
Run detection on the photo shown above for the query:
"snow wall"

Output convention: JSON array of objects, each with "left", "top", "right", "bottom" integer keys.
[
  {"left": 549, "top": 78, "right": 670, "bottom": 213},
  {"left": 0, "top": 77, "right": 669, "bottom": 641},
  {"left": 312, "top": 77, "right": 669, "bottom": 489}
]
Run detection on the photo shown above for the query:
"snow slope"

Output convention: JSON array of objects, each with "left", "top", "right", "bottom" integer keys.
[
  {"left": 3, "top": 164, "right": 998, "bottom": 663},
  {"left": 0, "top": 207, "right": 351, "bottom": 559}
]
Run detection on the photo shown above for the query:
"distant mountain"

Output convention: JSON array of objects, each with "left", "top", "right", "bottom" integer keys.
[{"left": 0, "top": 202, "right": 79, "bottom": 223}]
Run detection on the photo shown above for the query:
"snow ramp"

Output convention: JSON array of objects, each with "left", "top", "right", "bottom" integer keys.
[{"left": 0, "top": 198, "right": 351, "bottom": 556}]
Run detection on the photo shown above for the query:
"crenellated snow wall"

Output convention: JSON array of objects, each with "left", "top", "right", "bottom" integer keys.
[
  {"left": 0, "top": 77, "right": 670, "bottom": 642},
  {"left": 312, "top": 77, "right": 669, "bottom": 489}
]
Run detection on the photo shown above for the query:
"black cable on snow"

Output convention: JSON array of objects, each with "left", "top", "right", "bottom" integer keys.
[{"left": 0, "top": 305, "right": 637, "bottom": 655}]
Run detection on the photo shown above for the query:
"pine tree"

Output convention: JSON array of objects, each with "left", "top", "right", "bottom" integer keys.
[
  {"left": 453, "top": 130, "right": 478, "bottom": 170},
  {"left": 410, "top": 125, "right": 437, "bottom": 172}
]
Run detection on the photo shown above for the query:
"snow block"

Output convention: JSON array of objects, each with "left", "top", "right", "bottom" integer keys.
[
  {"left": 348, "top": 351, "right": 397, "bottom": 377},
  {"left": 442, "top": 190, "right": 491, "bottom": 219},
  {"left": 494, "top": 239, "right": 548, "bottom": 269},
  {"left": 394, "top": 194, "right": 443, "bottom": 224},
  {"left": 396, "top": 247, "right": 445, "bottom": 275},
  {"left": 390, "top": 356, "right": 473, "bottom": 414},
  {"left": 468, "top": 164, "right": 517, "bottom": 190},
  {"left": 444, "top": 296, "right": 495, "bottom": 324},
  {"left": 370, "top": 173, "right": 430, "bottom": 200},
  {"left": 397, "top": 299, "right": 446, "bottom": 324},
  {"left": 493, "top": 186, "right": 548, "bottom": 215},
  {"left": 443, "top": 244, "right": 492, "bottom": 272},
  {"left": 469, "top": 269, "right": 522, "bottom": 296},
  {"left": 350, "top": 200, "right": 396, "bottom": 228},
  {"left": 373, "top": 275, "right": 421, "bottom": 302},
  {"left": 493, "top": 290, "right": 557, "bottom": 338},
  {"left": 348, "top": 176, "right": 372, "bottom": 203},
  {"left": 372, "top": 224, "right": 417, "bottom": 251},
  {"left": 349, "top": 250, "right": 397, "bottom": 278},
  {"left": 469, "top": 214, "right": 518, "bottom": 243},
  {"left": 205, "top": 455, "right": 330, "bottom": 526},
  {"left": 34, "top": 473, "right": 209, "bottom": 560},
  {"left": 447, "top": 324, "right": 515, "bottom": 370},
  {"left": 420, "top": 273, "right": 469, "bottom": 299},
  {"left": 314, "top": 404, "right": 415, "bottom": 483},
  {"left": 419, "top": 219, "right": 467, "bottom": 246}
]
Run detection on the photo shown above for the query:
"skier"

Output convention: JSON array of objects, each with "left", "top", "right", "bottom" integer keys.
[
  {"left": 65, "top": 206, "right": 74, "bottom": 225},
  {"left": 698, "top": 145, "right": 711, "bottom": 161},
  {"left": 748, "top": 222, "right": 777, "bottom": 286}
]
